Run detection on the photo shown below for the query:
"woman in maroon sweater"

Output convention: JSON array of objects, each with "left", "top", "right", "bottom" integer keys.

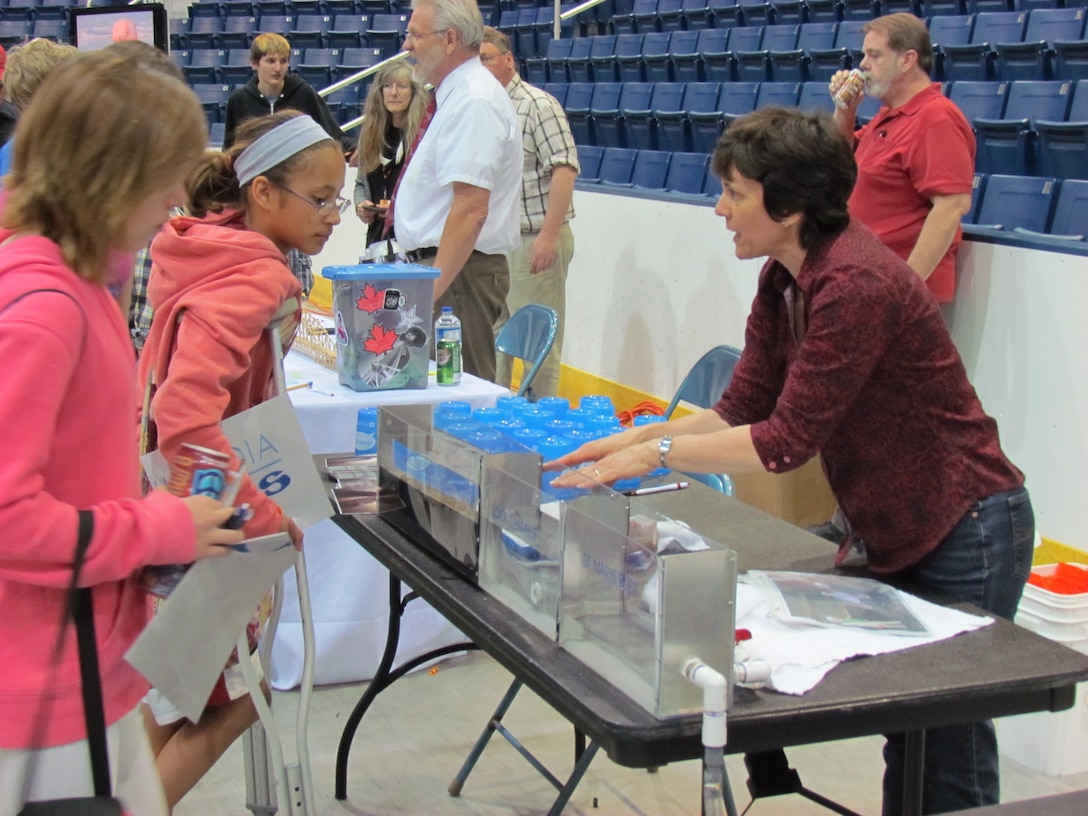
[{"left": 553, "top": 107, "right": 1032, "bottom": 816}]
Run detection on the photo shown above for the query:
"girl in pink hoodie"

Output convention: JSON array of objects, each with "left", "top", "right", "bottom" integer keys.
[
  {"left": 0, "top": 48, "right": 243, "bottom": 814},
  {"left": 136, "top": 111, "right": 346, "bottom": 809}
]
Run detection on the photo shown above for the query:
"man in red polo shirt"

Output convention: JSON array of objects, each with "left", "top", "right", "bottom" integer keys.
[{"left": 831, "top": 13, "right": 974, "bottom": 304}]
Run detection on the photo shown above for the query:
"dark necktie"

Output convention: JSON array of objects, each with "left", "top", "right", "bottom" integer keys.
[{"left": 383, "top": 93, "right": 437, "bottom": 240}]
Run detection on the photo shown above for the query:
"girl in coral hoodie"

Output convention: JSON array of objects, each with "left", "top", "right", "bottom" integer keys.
[
  {"left": 136, "top": 111, "right": 346, "bottom": 809},
  {"left": 0, "top": 50, "right": 243, "bottom": 815}
]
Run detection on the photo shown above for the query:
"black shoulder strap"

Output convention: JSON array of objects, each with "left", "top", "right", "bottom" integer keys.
[{"left": 69, "top": 510, "right": 112, "bottom": 797}]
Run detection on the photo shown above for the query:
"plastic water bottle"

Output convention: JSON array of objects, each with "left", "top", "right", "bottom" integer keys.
[{"left": 435, "top": 306, "right": 462, "bottom": 386}]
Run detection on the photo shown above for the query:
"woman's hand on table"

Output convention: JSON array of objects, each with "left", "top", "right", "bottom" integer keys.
[{"left": 546, "top": 427, "right": 658, "bottom": 488}]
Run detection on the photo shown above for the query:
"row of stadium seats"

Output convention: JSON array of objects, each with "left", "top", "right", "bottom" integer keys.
[
  {"left": 173, "top": 11, "right": 408, "bottom": 54},
  {"left": 965, "top": 173, "right": 1088, "bottom": 238},
  {"left": 176, "top": 46, "right": 385, "bottom": 85},
  {"left": 575, "top": 146, "right": 722, "bottom": 197},
  {"left": 517, "top": 12, "right": 1088, "bottom": 86}
]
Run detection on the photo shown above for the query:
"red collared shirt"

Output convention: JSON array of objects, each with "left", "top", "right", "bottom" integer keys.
[
  {"left": 714, "top": 220, "right": 1022, "bottom": 573},
  {"left": 850, "top": 84, "right": 975, "bottom": 304}
]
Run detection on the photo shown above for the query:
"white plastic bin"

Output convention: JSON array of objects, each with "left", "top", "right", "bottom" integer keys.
[{"left": 997, "top": 563, "right": 1088, "bottom": 775}]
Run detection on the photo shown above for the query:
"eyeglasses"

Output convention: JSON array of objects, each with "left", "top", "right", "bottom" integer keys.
[
  {"left": 381, "top": 82, "right": 412, "bottom": 92},
  {"left": 404, "top": 28, "right": 448, "bottom": 43},
  {"left": 274, "top": 183, "right": 351, "bottom": 216}
]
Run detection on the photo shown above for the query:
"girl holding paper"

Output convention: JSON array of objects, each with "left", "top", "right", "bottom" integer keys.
[{"left": 137, "top": 111, "right": 346, "bottom": 809}]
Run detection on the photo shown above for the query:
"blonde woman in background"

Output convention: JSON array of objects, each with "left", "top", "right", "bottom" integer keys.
[
  {"left": 352, "top": 61, "right": 427, "bottom": 251},
  {"left": 0, "top": 37, "right": 77, "bottom": 175}
]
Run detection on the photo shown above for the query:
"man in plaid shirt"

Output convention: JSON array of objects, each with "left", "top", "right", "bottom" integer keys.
[{"left": 480, "top": 26, "right": 579, "bottom": 398}]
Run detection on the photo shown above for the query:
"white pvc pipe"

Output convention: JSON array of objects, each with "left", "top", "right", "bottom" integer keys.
[{"left": 682, "top": 658, "right": 728, "bottom": 750}]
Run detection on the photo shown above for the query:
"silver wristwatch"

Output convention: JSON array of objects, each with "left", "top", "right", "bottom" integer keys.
[{"left": 658, "top": 435, "right": 673, "bottom": 470}]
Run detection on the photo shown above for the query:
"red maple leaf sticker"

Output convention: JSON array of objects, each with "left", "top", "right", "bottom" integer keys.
[
  {"left": 355, "top": 284, "right": 385, "bottom": 313},
  {"left": 364, "top": 324, "right": 398, "bottom": 354}
]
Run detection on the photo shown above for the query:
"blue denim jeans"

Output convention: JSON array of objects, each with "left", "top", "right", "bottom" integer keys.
[{"left": 881, "top": 487, "right": 1034, "bottom": 816}]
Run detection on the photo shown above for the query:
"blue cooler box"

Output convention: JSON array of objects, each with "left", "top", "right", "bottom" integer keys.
[{"left": 322, "top": 263, "right": 440, "bottom": 392}]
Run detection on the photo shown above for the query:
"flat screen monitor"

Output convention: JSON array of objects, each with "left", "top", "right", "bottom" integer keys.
[{"left": 70, "top": 3, "right": 169, "bottom": 54}]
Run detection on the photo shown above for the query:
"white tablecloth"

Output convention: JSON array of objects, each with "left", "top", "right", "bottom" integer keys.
[{"left": 269, "top": 351, "right": 509, "bottom": 689}]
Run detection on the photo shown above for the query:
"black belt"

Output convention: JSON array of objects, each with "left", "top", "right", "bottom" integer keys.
[{"left": 407, "top": 246, "right": 438, "bottom": 262}]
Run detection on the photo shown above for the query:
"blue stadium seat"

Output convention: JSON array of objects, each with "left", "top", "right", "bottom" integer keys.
[
  {"left": 798, "top": 80, "right": 837, "bottom": 112},
  {"left": 366, "top": 13, "right": 408, "bottom": 57},
  {"left": 257, "top": 15, "right": 294, "bottom": 37},
  {"left": 666, "top": 152, "right": 710, "bottom": 195},
  {"left": 772, "top": 0, "right": 808, "bottom": 25},
  {"left": 995, "top": 8, "right": 1087, "bottom": 82},
  {"left": 1027, "top": 179, "right": 1088, "bottom": 239},
  {"left": 719, "top": 80, "right": 760, "bottom": 126},
  {"left": 169, "top": 17, "right": 187, "bottom": 51},
  {"left": 532, "top": 6, "right": 576, "bottom": 59},
  {"left": 704, "top": 166, "right": 724, "bottom": 199},
  {"left": 809, "top": 19, "right": 864, "bottom": 81},
  {"left": 209, "top": 122, "right": 227, "bottom": 150},
  {"left": 738, "top": 0, "right": 773, "bottom": 27},
  {"left": 330, "top": 14, "right": 371, "bottom": 49},
  {"left": 256, "top": 0, "right": 289, "bottom": 17},
  {"left": 630, "top": 149, "right": 671, "bottom": 190},
  {"left": 610, "top": 33, "right": 643, "bottom": 82},
  {"left": 185, "top": 49, "right": 227, "bottom": 84},
  {"left": 297, "top": 47, "right": 340, "bottom": 88},
  {"left": 678, "top": 0, "right": 712, "bottom": 30},
  {"left": 588, "top": 34, "right": 620, "bottom": 83},
  {"left": 35, "top": 0, "right": 72, "bottom": 22},
  {"left": 192, "top": 84, "right": 232, "bottom": 124},
  {"left": 564, "top": 82, "right": 597, "bottom": 144},
  {"left": 942, "top": 11, "right": 1027, "bottom": 82},
  {"left": 220, "top": 15, "right": 258, "bottom": 48},
  {"left": 925, "top": 0, "right": 966, "bottom": 16},
  {"left": 184, "top": 15, "right": 224, "bottom": 50},
  {"left": 971, "top": 173, "right": 1057, "bottom": 232},
  {"left": 738, "top": 24, "right": 800, "bottom": 83},
  {"left": 189, "top": 0, "right": 223, "bottom": 19},
  {"left": 666, "top": 30, "right": 700, "bottom": 83},
  {"left": 963, "top": 172, "right": 986, "bottom": 225},
  {"left": 538, "top": 37, "right": 573, "bottom": 84},
  {"left": 975, "top": 80, "right": 1073, "bottom": 175},
  {"left": 841, "top": 0, "right": 876, "bottom": 20},
  {"left": 770, "top": 20, "right": 834, "bottom": 82},
  {"left": 290, "top": 14, "right": 333, "bottom": 49},
  {"left": 804, "top": 0, "right": 843, "bottom": 24},
  {"left": 613, "top": 0, "right": 656, "bottom": 35},
  {"left": 695, "top": 28, "right": 731, "bottom": 83},
  {"left": 708, "top": 0, "right": 742, "bottom": 28},
  {"left": 680, "top": 81, "right": 725, "bottom": 153},
  {"left": 585, "top": 82, "right": 623, "bottom": 146},
  {"left": 929, "top": 14, "right": 975, "bottom": 81},
  {"left": 1054, "top": 40, "right": 1088, "bottom": 83},
  {"left": 594, "top": 81, "right": 652, "bottom": 148},
  {"left": 578, "top": 145, "right": 605, "bottom": 183},
  {"left": 636, "top": 0, "right": 667, "bottom": 33},
  {"left": 31, "top": 17, "right": 67, "bottom": 42},
  {"left": 325, "top": 83, "right": 362, "bottom": 121},
  {"left": 514, "top": 7, "right": 539, "bottom": 58},
  {"left": 338, "top": 46, "right": 384, "bottom": 81},
  {"left": 565, "top": 37, "right": 595, "bottom": 83},
  {"left": 325, "top": 0, "right": 361, "bottom": 13},
  {"left": 658, "top": 0, "right": 688, "bottom": 32},
  {"left": 222, "top": 0, "right": 255, "bottom": 17},
  {"left": 624, "top": 81, "right": 685, "bottom": 150},
  {"left": 599, "top": 147, "right": 638, "bottom": 185},
  {"left": 948, "top": 80, "right": 1010, "bottom": 122},
  {"left": 964, "top": 0, "right": 1006, "bottom": 13},
  {"left": 756, "top": 80, "right": 802, "bottom": 108},
  {"left": 543, "top": 82, "right": 569, "bottom": 107},
  {"left": 1035, "top": 79, "right": 1088, "bottom": 180},
  {"left": 641, "top": 31, "right": 675, "bottom": 82}
]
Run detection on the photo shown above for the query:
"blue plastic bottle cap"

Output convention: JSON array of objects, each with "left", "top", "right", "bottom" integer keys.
[{"left": 612, "top": 477, "right": 641, "bottom": 491}]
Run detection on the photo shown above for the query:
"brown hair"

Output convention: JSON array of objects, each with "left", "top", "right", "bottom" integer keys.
[
  {"left": 481, "top": 25, "right": 512, "bottom": 55},
  {"left": 356, "top": 62, "right": 427, "bottom": 176},
  {"left": 188, "top": 111, "right": 339, "bottom": 217},
  {"left": 1, "top": 47, "right": 206, "bottom": 283},
  {"left": 713, "top": 107, "right": 856, "bottom": 250},
  {"left": 863, "top": 12, "right": 934, "bottom": 75},
  {"left": 4, "top": 38, "right": 77, "bottom": 111}
]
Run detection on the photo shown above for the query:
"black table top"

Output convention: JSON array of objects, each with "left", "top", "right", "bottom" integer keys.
[{"left": 333, "top": 486, "right": 1088, "bottom": 769}]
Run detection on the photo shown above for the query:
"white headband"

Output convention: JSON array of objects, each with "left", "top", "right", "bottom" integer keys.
[{"left": 234, "top": 115, "right": 331, "bottom": 187}]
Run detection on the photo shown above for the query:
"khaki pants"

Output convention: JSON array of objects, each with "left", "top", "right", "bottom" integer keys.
[
  {"left": 495, "top": 223, "right": 574, "bottom": 398},
  {"left": 427, "top": 250, "right": 509, "bottom": 383}
]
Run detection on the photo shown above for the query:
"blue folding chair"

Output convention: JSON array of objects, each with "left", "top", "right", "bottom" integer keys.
[
  {"left": 625, "top": 81, "right": 685, "bottom": 150},
  {"left": 1022, "top": 179, "right": 1088, "bottom": 240},
  {"left": 657, "top": 0, "right": 687, "bottom": 32},
  {"left": 589, "top": 34, "right": 620, "bottom": 83},
  {"left": 995, "top": 8, "right": 1086, "bottom": 83},
  {"left": 719, "top": 81, "right": 760, "bottom": 127},
  {"left": 948, "top": 80, "right": 1009, "bottom": 122},
  {"left": 930, "top": 14, "right": 975, "bottom": 81},
  {"left": 666, "top": 151, "right": 710, "bottom": 195},
  {"left": 578, "top": 145, "right": 605, "bottom": 183},
  {"left": 664, "top": 345, "right": 744, "bottom": 495},
  {"left": 599, "top": 147, "right": 639, "bottom": 185},
  {"left": 565, "top": 36, "right": 595, "bottom": 83},
  {"left": 798, "top": 81, "right": 837, "bottom": 113},
  {"left": 709, "top": 0, "right": 742, "bottom": 28},
  {"left": 1054, "top": 40, "right": 1088, "bottom": 83},
  {"left": 539, "top": 38, "right": 574, "bottom": 84},
  {"left": 809, "top": 20, "right": 865, "bottom": 82},
  {"left": 738, "top": 0, "right": 772, "bottom": 27},
  {"left": 630, "top": 149, "right": 671, "bottom": 190},
  {"left": 943, "top": 11, "right": 1027, "bottom": 82},
  {"left": 642, "top": 31, "right": 675, "bottom": 82},
  {"left": 564, "top": 82, "right": 597, "bottom": 145},
  {"left": 290, "top": 14, "right": 333, "bottom": 49},
  {"left": 614, "top": 33, "right": 647, "bottom": 82},
  {"left": 185, "top": 49, "right": 227, "bottom": 84},
  {"left": 494, "top": 305, "right": 559, "bottom": 401},
  {"left": 594, "top": 82, "right": 652, "bottom": 148},
  {"left": 221, "top": 15, "right": 259, "bottom": 48},
  {"left": 668, "top": 29, "right": 702, "bottom": 83}
]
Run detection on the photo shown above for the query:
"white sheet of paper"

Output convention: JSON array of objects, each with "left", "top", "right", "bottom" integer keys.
[
  {"left": 125, "top": 533, "right": 296, "bottom": 723},
  {"left": 141, "top": 395, "right": 332, "bottom": 529}
]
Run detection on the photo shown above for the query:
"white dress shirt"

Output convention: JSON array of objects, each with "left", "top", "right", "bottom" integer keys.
[{"left": 394, "top": 57, "right": 522, "bottom": 254}]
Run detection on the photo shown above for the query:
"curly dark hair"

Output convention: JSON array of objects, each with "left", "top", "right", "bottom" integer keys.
[{"left": 712, "top": 107, "right": 857, "bottom": 250}]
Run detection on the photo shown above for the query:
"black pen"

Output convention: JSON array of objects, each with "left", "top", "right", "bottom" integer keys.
[{"left": 623, "top": 481, "right": 689, "bottom": 497}]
